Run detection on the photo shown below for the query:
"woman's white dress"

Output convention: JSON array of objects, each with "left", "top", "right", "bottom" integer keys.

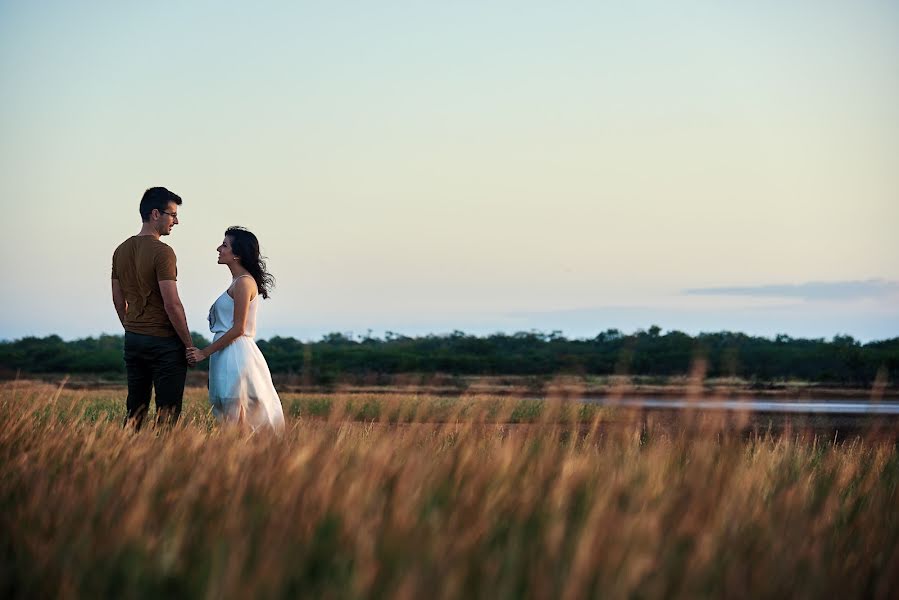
[{"left": 208, "top": 277, "right": 285, "bottom": 432}]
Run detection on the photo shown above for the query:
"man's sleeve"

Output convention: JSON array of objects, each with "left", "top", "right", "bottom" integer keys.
[
  {"left": 155, "top": 246, "right": 178, "bottom": 281},
  {"left": 111, "top": 250, "right": 119, "bottom": 280}
]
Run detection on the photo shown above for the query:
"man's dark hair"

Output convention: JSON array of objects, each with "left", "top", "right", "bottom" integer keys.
[{"left": 139, "top": 187, "right": 182, "bottom": 222}]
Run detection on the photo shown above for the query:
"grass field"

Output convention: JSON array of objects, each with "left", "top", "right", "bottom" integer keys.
[{"left": 2, "top": 381, "right": 897, "bottom": 598}]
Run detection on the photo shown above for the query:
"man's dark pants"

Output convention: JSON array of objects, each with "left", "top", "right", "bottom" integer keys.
[{"left": 123, "top": 332, "right": 188, "bottom": 429}]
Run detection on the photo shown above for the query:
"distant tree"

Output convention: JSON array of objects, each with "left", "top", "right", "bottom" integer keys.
[{"left": 1, "top": 328, "right": 897, "bottom": 386}]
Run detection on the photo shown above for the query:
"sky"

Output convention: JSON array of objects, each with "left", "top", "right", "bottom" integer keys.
[{"left": 1, "top": 1, "right": 897, "bottom": 343}]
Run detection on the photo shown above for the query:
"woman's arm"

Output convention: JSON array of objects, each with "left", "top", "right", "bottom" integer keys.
[{"left": 191, "top": 278, "right": 256, "bottom": 362}]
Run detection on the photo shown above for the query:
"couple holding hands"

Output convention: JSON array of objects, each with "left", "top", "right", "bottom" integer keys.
[{"left": 111, "top": 187, "right": 285, "bottom": 433}]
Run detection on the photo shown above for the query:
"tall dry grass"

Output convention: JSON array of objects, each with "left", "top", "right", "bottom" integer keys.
[{"left": 1, "top": 381, "right": 897, "bottom": 599}]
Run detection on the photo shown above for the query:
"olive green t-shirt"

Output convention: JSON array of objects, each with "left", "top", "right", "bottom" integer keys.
[{"left": 111, "top": 236, "right": 178, "bottom": 337}]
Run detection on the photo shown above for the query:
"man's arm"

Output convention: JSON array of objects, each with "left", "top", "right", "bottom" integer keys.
[
  {"left": 111, "top": 279, "right": 127, "bottom": 328},
  {"left": 159, "top": 280, "right": 194, "bottom": 348}
]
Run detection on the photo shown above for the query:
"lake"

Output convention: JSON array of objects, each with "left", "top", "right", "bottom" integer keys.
[{"left": 582, "top": 397, "right": 899, "bottom": 415}]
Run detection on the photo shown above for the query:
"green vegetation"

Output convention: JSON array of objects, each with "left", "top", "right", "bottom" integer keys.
[
  {"left": 2, "top": 382, "right": 897, "bottom": 598},
  {"left": 2, "top": 329, "right": 897, "bottom": 385}
]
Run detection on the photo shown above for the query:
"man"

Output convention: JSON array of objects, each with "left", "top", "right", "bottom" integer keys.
[{"left": 112, "top": 187, "right": 194, "bottom": 429}]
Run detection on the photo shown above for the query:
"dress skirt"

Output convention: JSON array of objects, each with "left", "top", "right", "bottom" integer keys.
[{"left": 208, "top": 333, "right": 285, "bottom": 432}]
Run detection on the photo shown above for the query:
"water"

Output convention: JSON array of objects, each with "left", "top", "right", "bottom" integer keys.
[{"left": 582, "top": 398, "right": 899, "bottom": 415}]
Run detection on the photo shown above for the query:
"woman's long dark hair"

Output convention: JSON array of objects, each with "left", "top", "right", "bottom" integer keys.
[{"left": 226, "top": 226, "right": 275, "bottom": 299}]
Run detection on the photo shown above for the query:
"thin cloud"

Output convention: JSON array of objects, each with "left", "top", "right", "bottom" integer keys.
[{"left": 684, "top": 279, "right": 899, "bottom": 301}]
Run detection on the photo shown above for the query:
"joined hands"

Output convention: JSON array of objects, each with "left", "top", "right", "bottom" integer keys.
[{"left": 186, "top": 346, "right": 207, "bottom": 367}]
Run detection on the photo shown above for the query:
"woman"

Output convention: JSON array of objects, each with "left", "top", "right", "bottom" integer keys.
[{"left": 187, "top": 227, "right": 285, "bottom": 433}]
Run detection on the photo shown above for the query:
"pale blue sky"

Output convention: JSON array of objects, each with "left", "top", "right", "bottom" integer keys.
[{"left": 1, "top": 1, "right": 897, "bottom": 342}]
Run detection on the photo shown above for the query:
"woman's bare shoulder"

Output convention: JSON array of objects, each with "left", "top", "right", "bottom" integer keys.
[{"left": 234, "top": 275, "right": 258, "bottom": 300}]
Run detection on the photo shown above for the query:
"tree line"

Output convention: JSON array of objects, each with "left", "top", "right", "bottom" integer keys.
[{"left": 1, "top": 328, "right": 897, "bottom": 385}]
